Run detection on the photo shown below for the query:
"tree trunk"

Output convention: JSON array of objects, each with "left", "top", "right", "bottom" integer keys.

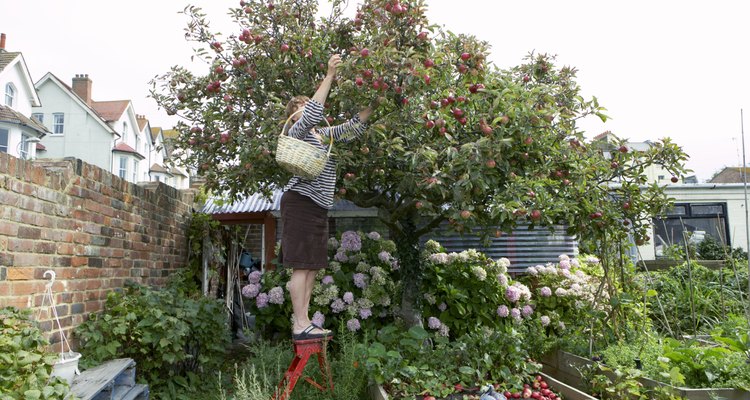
[{"left": 392, "top": 217, "right": 424, "bottom": 328}]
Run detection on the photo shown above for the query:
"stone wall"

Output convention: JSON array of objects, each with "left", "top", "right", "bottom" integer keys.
[{"left": 0, "top": 153, "right": 195, "bottom": 344}]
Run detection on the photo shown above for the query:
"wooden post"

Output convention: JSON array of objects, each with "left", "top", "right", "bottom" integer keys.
[{"left": 264, "top": 212, "right": 277, "bottom": 270}]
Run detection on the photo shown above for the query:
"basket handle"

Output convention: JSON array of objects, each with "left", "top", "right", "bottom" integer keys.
[{"left": 281, "top": 107, "right": 334, "bottom": 155}]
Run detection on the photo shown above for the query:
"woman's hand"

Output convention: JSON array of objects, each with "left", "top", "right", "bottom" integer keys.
[{"left": 326, "top": 55, "right": 342, "bottom": 79}]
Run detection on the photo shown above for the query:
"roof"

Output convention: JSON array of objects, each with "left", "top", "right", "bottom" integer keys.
[
  {"left": 112, "top": 142, "right": 145, "bottom": 159},
  {"left": 91, "top": 100, "right": 129, "bottom": 122},
  {"left": 0, "top": 105, "right": 49, "bottom": 135},
  {"left": 36, "top": 143, "right": 46, "bottom": 151},
  {"left": 709, "top": 167, "right": 750, "bottom": 184},
  {"left": 201, "top": 189, "right": 376, "bottom": 215},
  {"left": 137, "top": 118, "right": 148, "bottom": 131},
  {"left": 150, "top": 127, "right": 162, "bottom": 142},
  {"left": 149, "top": 163, "right": 172, "bottom": 175},
  {"left": 35, "top": 73, "right": 118, "bottom": 137},
  {"left": 161, "top": 129, "right": 179, "bottom": 139},
  {"left": 0, "top": 52, "right": 20, "bottom": 73}
]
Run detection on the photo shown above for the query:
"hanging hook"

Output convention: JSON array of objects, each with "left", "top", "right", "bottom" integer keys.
[{"left": 43, "top": 270, "right": 56, "bottom": 290}]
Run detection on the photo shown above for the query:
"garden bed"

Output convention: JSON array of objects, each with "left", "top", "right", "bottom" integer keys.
[
  {"left": 368, "top": 372, "right": 596, "bottom": 400},
  {"left": 541, "top": 349, "right": 750, "bottom": 400}
]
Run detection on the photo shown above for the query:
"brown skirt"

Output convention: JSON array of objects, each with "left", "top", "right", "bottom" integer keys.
[{"left": 280, "top": 190, "right": 329, "bottom": 269}]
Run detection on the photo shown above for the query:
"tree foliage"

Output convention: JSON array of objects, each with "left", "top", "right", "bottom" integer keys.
[{"left": 151, "top": 0, "right": 689, "bottom": 319}]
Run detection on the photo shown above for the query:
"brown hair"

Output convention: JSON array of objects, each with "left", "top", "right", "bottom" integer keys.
[{"left": 284, "top": 95, "right": 310, "bottom": 120}]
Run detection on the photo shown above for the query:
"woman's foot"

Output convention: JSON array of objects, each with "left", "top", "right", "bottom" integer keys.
[{"left": 292, "top": 323, "right": 333, "bottom": 340}]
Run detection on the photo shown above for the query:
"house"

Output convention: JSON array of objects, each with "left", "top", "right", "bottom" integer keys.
[
  {"left": 33, "top": 73, "right": 146, "bottom": 183},
  {"left": 592, "top": 131, "right": 697, "bottom": 184},
  {"left": 0, "top": 34, "right": 48, "bottom": 159},
  {"left": 33, "top": 73, "right": 118, "bottom": 170},
  {"left": 135, "top": 115, "right": 153, "bottom": 182},
  {"left": 145, "top": 126, "right": 190, "bottom": 189},
  {"left": 159, "top": 128, "right": 190, "bottom": 189}
]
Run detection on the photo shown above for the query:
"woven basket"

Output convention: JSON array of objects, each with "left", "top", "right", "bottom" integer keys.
[{"left": 276, "top": 109, "right": 333, "bottom": 180}]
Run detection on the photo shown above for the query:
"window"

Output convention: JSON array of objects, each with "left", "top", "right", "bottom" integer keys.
[
  {"left": 31, "top": 113, "right": 44, "bottom": 124},
  {"left": 118, "top": 157, "right": 127, "bottom": 179},
  {"left": 122, "top": 121, "right": 128, "bottom": 143},
  {"left": 53, "top": 113, "right": 65, "bottom": 134},
  {"left": 657, "top": 175, "right": 665, "bottom": 181},
  {"left": 4, "top": 83, "right": 15, "bottom": 107},
  {"left": 135, "top": 134, "right": 141, "bottom": 154},
  {"left": 653, "top": 202, "right": 730, "bottom": 254},
  {"left": 0, "top": 128, "right": 8, "bottom": 153},
  {"left": 132, "top": 159, "right": 138, "bottom": 182},
  {"left": 19, "top": 135, "right": 30, "bottom": 160}
]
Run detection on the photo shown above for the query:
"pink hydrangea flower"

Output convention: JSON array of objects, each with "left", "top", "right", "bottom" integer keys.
[
  {"left": 341, "top": 231, "right": 362, "bottom": 252},
  {"left": 540, "top": 315, "right": 551, "bottom": 327},
  {"left": 321, "top": 275, "right": 334, "bottom": 285},
  {"left": 521, "top": 304, "right": 534, "bottom": 317},
  {"left": 505, "top": 286, "right": 521, "bottom": 303},
  {"left": 242, "top": 283, "right": 261, "bottom": 299},
  {"left": 540, "top": 286, "right": 552, "bottom": 297},
  {"left": 331, "top": 298, "right": 346, "bottom": 313},
  {"left": 343, "top": 292, "right": 354, "bottom": 304},
  {"left": 359, "top": 308, "right": 372, "bottom": 319},
  {"left": 428, "top": 317, "right": 442, "bottom": 330},
  {"left": 256, "top": 293, "right": 269, "bottom": 309},
  {"left": 497, "top": 305, "right": 510, "bottom": 317},
  {"left": 248, "top": 271, "right": 262, "bottom": 284},
  {"left": 312, "top": 311, "right": 325, "bottom": 327},
  {"left": 268, "top": 286, "right": 284, "bottom": 305},
  {"left": 347, "top": 318, "right": 361, "bottom": 332},
  {"left": 367, "top": 231, "right": 381, "bottom": 240}
]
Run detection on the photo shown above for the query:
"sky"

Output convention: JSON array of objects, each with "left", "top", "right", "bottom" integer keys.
[{"left": 2, "top": 0, "right": 748, "bottom": 182}]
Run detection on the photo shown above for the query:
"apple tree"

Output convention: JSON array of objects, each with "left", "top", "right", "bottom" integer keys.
[{"left": 150, "top": 0, "right": 689, "bottom": 325}]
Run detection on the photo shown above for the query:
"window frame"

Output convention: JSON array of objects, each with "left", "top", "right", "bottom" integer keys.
[
  {"left": 0, "top": 128, "right": 8, "bottom": 153},
  {"left": 52, "top": 113, "right": 65, "bottom": 135},
  {"left": 31, "top": 113, "right": 44, "bottom": 124},
  {"left": 654, "top": 202, "right": 731, "bottom": 247},
  {"left": 4, "top": 83, "right": 15, "bottom": 107},
  {"left": 118, "top": 157, "right": 127, "bottom": 179}
]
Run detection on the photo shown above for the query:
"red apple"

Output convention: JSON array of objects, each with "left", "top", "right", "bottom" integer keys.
[
  {"left": 423, "top": 59, "right": 434, "bottom": 68},
  {"left": 417, "top": 31, "right": 428, "bottom": 40},
  {"left": 360, "top": 48, "right": 370, "bottom": 57},
  {"left": 355, "top": 77, "right": 363, "bottom": 86},
  {"left": 267, "top": 2, "right": 275, "bottom": 10},
  {"left": 523, "top": 74, "right": 531, "bottom": 82},
  {"left": 610, "top": 161, "right": 619, "bottom": 169},
  {"left": 458, "top": 64, "right": 468, "bottom": 74},
  {"left": 190, "top": 126, "right": 202, "bottom": 133},
  {"left": 363, "top": 69, "right": 373, "bottom": 78},
  {"left": 460, "top": 210, "right": 471, "bottom": 219},
  {"left": 671, "top": 176, "right": 679, "bottom": 183},
  {"left": 452, "top": 108, "right": 464, "bottom": 118},
  {"left": 425, "top": 120, "right": 435, "bottom": 129},
  {"left": 486, "top": 159, "right": 496, "bottom": 168},
  {"left": 524, "top": 136, "right": 533, "bottom": 145},
  {"left": 344, "top": 172, "right": 355, "bottom": 180},
  {"left": 280, "top": 43, "right": 290, "bottom": 52},
  {"left": 460, "top": 52, "right": 471, "bottom": 61},
  {"left": 530, "top": 210, "right": 542, "bottom": 221},
  {"left": 214, "top": 65, "right": 225, "bottom": 74},
  {"left": 499, "top": 115, "right": 510, "bottom": 125},
  {"left": 326, "top": 116, "right": 334, "bottom": 124},
  {"left": 619, "top": 145, "right": 628, "bottom": 153},
  {"left": 338, "top": 188, "right": 346, "bottom": 195},
  {"left": 429, "top": 100, "right": 439, "bottom": 109},
  {"left": 623, "top": 202, "right": 631, "bottom": 210},
  {"left": 415, "top": 201, "right": 424, "bottom": 209},
  {"left": 458, "top": 117, "right": 467, "bottom": 125},
  {"left": 401, "top": 98, "right": 409, "bottom": 105},
  {"left": 423, "top": 75, "right": 431, "bottom": 84}
]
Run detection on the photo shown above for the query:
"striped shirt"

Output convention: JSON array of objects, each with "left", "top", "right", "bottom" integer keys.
[{"left": 283, "top": 99, "right": 367, "bottom": 209}]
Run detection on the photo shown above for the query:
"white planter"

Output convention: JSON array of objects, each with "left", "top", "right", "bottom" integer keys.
[{"left": 51, "top": 351, "right": 81, "bottom": 385}]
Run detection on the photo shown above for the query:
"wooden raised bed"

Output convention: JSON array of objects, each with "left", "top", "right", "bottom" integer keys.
[
  {"left": 368, "top": 372, "right": 596, "bottom": 400},
  {"left": 541, "top": 349, "right": 750, "bottom": 400}
]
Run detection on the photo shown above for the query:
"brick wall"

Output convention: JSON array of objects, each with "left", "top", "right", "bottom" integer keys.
[{"left": 0, "top": 153, "right": 195, "bottom": 346}]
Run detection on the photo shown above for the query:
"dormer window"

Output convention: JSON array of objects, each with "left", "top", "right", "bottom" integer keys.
[
  {"left": 123, "top": 121, "right": 129, "bottom": 142},
  {"left": 4, "top": 83, "right": 15, "bottom": 107}
]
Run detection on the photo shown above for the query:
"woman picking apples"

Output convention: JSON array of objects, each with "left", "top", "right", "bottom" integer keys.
[{"left": 280, "top": 54, "right": 379, "bottom": 340}]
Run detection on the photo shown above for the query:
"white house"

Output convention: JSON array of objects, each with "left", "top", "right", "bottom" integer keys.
[
  {"left": 637, "top": 183, "right": 750, "bottom": 260},
  {"left": 160, "top": 128, "right": 190, "bottom": 189},
  {"left": 0, "top": 34, "right": 48, "bottom": 159},
  {"left": 33, "top": 73, "right": 118, "bottom": 170},
  {"left": 147, "top": 126, "right": 174, "bottom": 185}
]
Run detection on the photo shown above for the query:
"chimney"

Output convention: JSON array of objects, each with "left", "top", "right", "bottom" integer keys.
[
  {"left": 0, "top": 33, "right": 6, "bottom": 51},
  {"left": 72, "top": 74, "right": 92, "bottom": 105}
]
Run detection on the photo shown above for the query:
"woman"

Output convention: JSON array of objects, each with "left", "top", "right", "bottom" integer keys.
[{"left": 281, "top": 54, "right": 377, "bottom": 340}]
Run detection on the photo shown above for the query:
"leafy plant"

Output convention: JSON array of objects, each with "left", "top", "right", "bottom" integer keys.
[
  {"left": 75, "top": 283, "right": 231, "bottom": 394},
  {"left": 580, "top": 363, "right": 686, "bottom": 400},
  {"left": 0, "top": 307, "right": 71, "bottom": 400}
]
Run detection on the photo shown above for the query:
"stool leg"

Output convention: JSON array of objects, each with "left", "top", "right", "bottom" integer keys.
[{"left": 273, "top": 352, "right": 311, "bottom": 400}]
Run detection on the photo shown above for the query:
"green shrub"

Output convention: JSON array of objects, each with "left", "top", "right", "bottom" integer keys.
[
  {"left": 0, "top": 307, "right": 70, "bottom": 400},
  {"left": 75, "top": 283, "right": 231, "bottom": 393}
]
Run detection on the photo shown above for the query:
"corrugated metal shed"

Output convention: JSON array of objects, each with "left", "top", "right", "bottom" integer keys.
[
  {"left": 202, "top": 190, "right": 282, "bottom": 214},
  {"left": 201, "top": 189, "right": 377, "bottom": 215},
  {"left": 427, "top": 223, "right": 578, "bottom": 273}
]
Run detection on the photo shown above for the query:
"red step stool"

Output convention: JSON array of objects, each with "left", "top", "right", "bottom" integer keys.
[{"left": 272, "top": 336, "right": 333, "bottom": 400}]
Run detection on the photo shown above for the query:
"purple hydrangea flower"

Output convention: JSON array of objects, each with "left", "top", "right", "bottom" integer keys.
[
  {"left": 256, "top": 293, "right": 269, "bottom": 309},
  {"left": 390, "top": 259, "right": 400, "bottom": 270},
  {"left": 428, "top": 317, "right": 442, "bottom": 330},
  {"left": 367, "top": 231, "right": 381, "bottom": 240},
  {"left": 353, "top": 273, "right": 368, "bottom": 289},
  {"left": 334, "top": 251, "right": 349, "bottom": 262},
  {"left": 540, "top": 286, "right": 552, "bottom": 297},
  {"left": 570, "top": 258, "right": 580, "bottom": 267},
  {"left": 359, "top": 308, "right": 372, "bottom": 319},
  {"left": 331, "top": 298, "right": 346, "bottom": 313},
  {"left": 268, "top": 286, "right": 284, "bottom": 305},
  {"left": 347, "top": 318, "right": 361, "bottom": 332},
  {"left": 241, "top": 283, "right": 261, "bottom": 299},
  {"left": 555, "top": 288, "right": 568, "bottom": 296},
  {"left": 378, "top": 251, "right": 391, "bottom": 262},
  {"left": 540, "top": 315, "right": 551, "bottom": 327},
  {"left": 438, "top": 324, "right": 450, "bottom": 337},
  {"left": 248, "top": 271, "right": 262, "bottom": 284},
  {"left": 559, "top": 259, "right": 571, "bottom": 269},
  {"left": 505, "top": 286, "right": 521, "bottom": 303},
  {"left": 438, "top": 302, "right": 447, "bottom": 312},
  {"left": 521, "top": 304, "right": 534, "bottom": 317},
  {"left": 340, "top": 231, "right": 362, "bottom": 252},
  {"left": 321, "top": 275, "right": 334, "bottom": 285},
  {"left": 497, "top": 305, "right": 510, "bottom": 317},
  {"left": 312, "top": 311, "right": 325, "bottom": 327},
  {"left": 497, "top": 274, "right": 508, "bottom": 286},
  {"left": 510, "top": 307, "right": 522, "bottom": 321},
  {"left": 343, "top": 292, "right": 354, "bottom": 304}
]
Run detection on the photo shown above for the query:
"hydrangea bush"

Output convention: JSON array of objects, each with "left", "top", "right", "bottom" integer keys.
[
  {"left": 242, "top": 230, "right": 400, "bottom": 337},
  {"left": 519, "top": 254, "right": 610, "bottom": 339}
]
